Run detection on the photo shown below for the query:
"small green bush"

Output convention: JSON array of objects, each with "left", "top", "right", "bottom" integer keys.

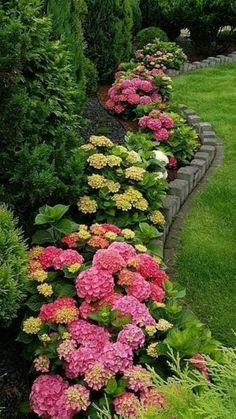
[
  {"left": 83, "top": 0, "right": 133, "bottom": 82},
  {"left": 0, "top": 0, "right": 86, "bottom": 221},
  {"left": 135, "top": 26, "right": 168, "bottom": 49},
  {"left": 130, "top": 0, "right": 142, "bottom": 34},
  {"left": 0, "top": 206, "right": 28, "bottom": 326}
]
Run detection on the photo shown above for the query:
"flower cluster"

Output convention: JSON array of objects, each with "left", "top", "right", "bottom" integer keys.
[
  {"left": 139, "top": 111, "right": 174, "bottom": 142},
  {"left": 133, "top": 40, "right": 187, "bottom": 71}
]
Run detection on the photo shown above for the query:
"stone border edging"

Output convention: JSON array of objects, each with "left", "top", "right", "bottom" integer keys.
[
  {"left": 155, "top": 105, "right": 223, "bottom": 265},
  {"left": 166, "top": 51, "right": 236, "bottom": 77}
]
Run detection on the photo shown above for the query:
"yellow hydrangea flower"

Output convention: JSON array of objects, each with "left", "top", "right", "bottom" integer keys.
[
  {"left": 122, "top": 229, "right": 135, "bottom": 239},
  {"left": 106, "top": 155, "right": 122, "bottom": 167},
  {"left": 113, "top": 194, "right": 132, "bottom": 211},
  {"left": 28, "top": 246, "right": 43, "bottom": 260},
  {"left": 62, "top": 332, "right": 72, "bottom": 340},
  {"left": 77, "top": 230, "right": 91, "bottom": 240},
  {"left": 30, "top": 269, "right": 48, "bottom": 283},
  {"left": 153, "top": 302, "right": 166, "bottom": 309},
  {"left": 145, "top": 326, "right": 157, "bottom": 337},
  {"left": 23, "top": 317, "right": 42, "bottom": 334},
  {"left": 78, "top": 224, "right": 88, "bottom": 231},
  {"left": 147, "top": 343, "right": 159, "bottom": 358},
  {"left": 89, "top": 135, "right": 114, "bottom": 148},
  {"left": 125, "top": 187, "right": 143, "bottom": 203},
  {"left": 40, "top": 334, "right": 51, "bottom": 343},
  {"left": 77, "top": 196, "right": 97, "bottom": 214},
  {"left": 156, "top": 319, "right": 173, "bottom": 332},
  {"left": 135, "top": 244, "right": 148, "bottom": 253},
  {"left": 126, "top": 151, "right": 141, "bottom": 164},
  {"left": 133, "top": 198, "right": 148, "bottom": 211},
  {"left": 80, "top": 143, "right": 96, "bottom": 151},
  {"left": 105, "top": 180, "right": 120, "bottom": 193},
  {"left": 88, "top": 174, "right": 107, "bottom": 189},
  {"left": 104, "top": 231, "right": 118, "bottom": 241},
  {"left": 37, "top": 283, "right": 53, "bottom": 297},
  {"left": 148, "top": 210, "right": 165, "bottom": 226},
  {"left": 125, "top": 166, "right": 146, "bottom": 181},
  {"left": 87, "top": 153, "right": 107, "bottom": 169},
  {"left": 68, "top": 263, "right": 81, "bottom": 273}
]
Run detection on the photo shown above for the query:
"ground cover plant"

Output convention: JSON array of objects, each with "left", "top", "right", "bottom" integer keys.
[{"left": 172, "top": 63, "right": 236, "bottom": 346}]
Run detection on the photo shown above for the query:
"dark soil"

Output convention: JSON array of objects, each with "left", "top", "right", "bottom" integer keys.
[{"left": 0, "top": 325, "right": 29, "bottom": 418}]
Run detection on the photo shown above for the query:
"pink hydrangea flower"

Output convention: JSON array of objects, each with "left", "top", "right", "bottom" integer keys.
[
  {"left": 102, "top": 342, "right": 133, "bottom": 373},
  {"left": 53, "top": 249, "right": 84, "bottom": 270},
  {"left": 146, "top": 118, "right": 162, "bottom": 131},
  {"left": 139, "top": 115, "right": 149, "bottom": 127},
  {"left": 65, "top": 346, "right": 100, "bottom": 378},
  {"left": 140, "top": 387, "right": 165, "bottom": 409},
  {"left": 123, "top": 87, "right": 137, "bottom": 96},
  {"left": 128, "top": 274, "right": 151, "bottom": 302},
  {"left": 127, "top": 94, "right": 140, "bottom": 105},
  {"left": 92, "top": 248, "right": 126, "bottom": 274},
  {"left": 57, "top": 339, "right": 77, "bottom": 361},
  {"left": 39, "top": 297, "right": 79, "bottom": 324},
  {"left": 114, "top": 104, "right": 126, "bottom": 114},
  {"left": 33, "top": 355, "right": 50, "bottom": 373},
  {"left": 150, "top": 283, "right": 165, "bottom": 302},
  {"left": 168, "top": 156, "right": 178, "bottom": 169},
  {"left": 30, "top": 374, "right": 72, "bottom": 419},
  {"left": 152, "top": 269, "right": 169, "bottom": 287},
  {"left": 68, "top": 320, "right": 110, "bottom": 350},
  {"left": 139, "top": 95, "right": 152, "bottom": 105},
  {"left": 76, "top": 266, "right": 114, "bottom": 302},
  {"left": 109, "top": 242, "right": 136, "bottom": 262},
  {"left": 140, "top": 80, "right": 153, "bottom": 92},
  {"left": 65, "top": 384, "right": 90, "bottom": 412},
  {"left": 136, "top": 253, "right": 160, "bottom": 279},
  {"left": 39, "top": 246, "right": 63, "bottom": 269},
  {"left": 124, "top": 366, "right": 153, "bottom": 392},
  {"left": 101, "top": 224, "right": 122, "bottom": 234},
  {"left": 98, "top": 292, "right": 123, "bottom": 309},
  {"left": 61, "top": 233, "right": 80, "bottom": 248},
  {"left": 79, "top": 300, "right": 98, "bottom": 319},
  {"left": 113, "top": 392, "right": 140, "bottom": 418},
  {"left": 117, "top": 324, "right": 145, "bottom": 350},
  {"left": 113, "top": 296, "right": 156, "bottom": 327},
  {"left": 105, "top": 99, "right": 115, "bottom": 110},
  {"left": 154, "top": 128, "right": 169, "bottom": 142},
  {"left": 159, "top": 114, "right": 174, "bottom": 129},
  {"left": 84, "top": 361, "right": 113, "bottom": 390}
]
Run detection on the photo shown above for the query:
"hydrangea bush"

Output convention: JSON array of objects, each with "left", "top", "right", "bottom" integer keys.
[
  {"left": 105, "top": 66, "right": 172, "bottom": 118},
  {"left": 77, "top": 135, "right": 168, "bottom": 229},
  {"left": 19, "top": 227, "right": 218, "bottom": 418},
  {"left": 133, "top": 40, "right": 187, "bottom": 71}
]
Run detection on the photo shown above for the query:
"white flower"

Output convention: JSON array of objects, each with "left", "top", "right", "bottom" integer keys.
[
  {"left": 153, "top": 150, "right": 169, "bottom": 165},
  {"left": 155, "top": 171, "right": 168, "bottom": 180}
]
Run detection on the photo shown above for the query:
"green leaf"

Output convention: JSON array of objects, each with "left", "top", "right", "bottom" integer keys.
[
  {"left": 55, "top": 218, "right": 78, "bottom": 234},
  {"left": 25, "top": 294, "right": 45, "bottom": 312},
  {"left": 16, "top": 331, "right": 33, "bottom": 344},
  {"left": 105, "top": 378, "right": 118, "bottom": 395},
  {"left": 54, "top": 282, "right": 76, "bottom": 297},
  {"left": 32, "top": 229, "right": 54, "bottom": 245},
  {"left": 35, "top": 204, "right": 69, "bottom": 225}
]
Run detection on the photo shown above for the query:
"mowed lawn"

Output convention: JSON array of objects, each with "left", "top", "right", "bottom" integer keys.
[{"left": 172, "top": 63, "right": 236, "bottom": 346}]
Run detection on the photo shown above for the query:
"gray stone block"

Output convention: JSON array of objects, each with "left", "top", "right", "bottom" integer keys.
[
  {"left": 187, "top": 115, "right": 201, "bottom": 125},
  {"left": 190, "top": 158, "right": 207, "bottom": 177},
  {"left": 178, "top": 104, "right": 187, "bottom": 112},
  {"left": 182, "top": 108, "right": 196, "bottom": 117},
  {"left": 202, "top": 137, "right": 218, "bottom": 146},
  {"left": 199, "top": 122, "right": 212, "bottom": 133},
  {"left": 200, "top": 145, "right": 216, "bottom": 161},
  {"left": 162, "top": 195, "right": 180, "bottom": 224},
  {"left": 177, "top": 166, "right": 195, "bottom": 192},
  {"left": 194, "top": 151, "right": 211, "bottom": 167},
  {"left": 168, "top": 179, "right": 189, "bottom": 204},
  {"left": 199, "top": 131, "right": 216, "bottom": 143}
]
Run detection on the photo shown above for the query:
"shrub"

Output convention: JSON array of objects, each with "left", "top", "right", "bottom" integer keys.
[
  {"left": 77, "top": 136, "right": 168, "bottom": 229},
  {"left": 83, "top": 0, "right": 133, "bottom": 82},
  {"left": 19, "top": 212, "right": 218, "bottom": 416},
  {"left": 106, "top": 66, "right": 172, "bottom": 118},
  {"left": 133, "top": 39, "right": 187, "bottom": 71},
  {"left": 136, "top": 104, "right": 199, "bottom": 165},
  {"left": 0, "top": 205, "right": 28, "bottom": 326},
  {"left": 140, "top": 0, "right": 162, "bottom": 29},
  {"left": 130, "top": 0, "right": 142, "bottom": 34},
  {"left": 0, "top": 0, "right": 86, "bottom": 221},
  {"left": 135, "top": 27, "right": 168, "bottom": 49},
  {"left": 46, "top": 0, "right": 89, "bottom": 103}
]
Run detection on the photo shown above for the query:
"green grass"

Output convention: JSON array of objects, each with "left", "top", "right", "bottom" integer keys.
[{"left": 172, "top": 63, "right": 236, "bottom": 346}]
